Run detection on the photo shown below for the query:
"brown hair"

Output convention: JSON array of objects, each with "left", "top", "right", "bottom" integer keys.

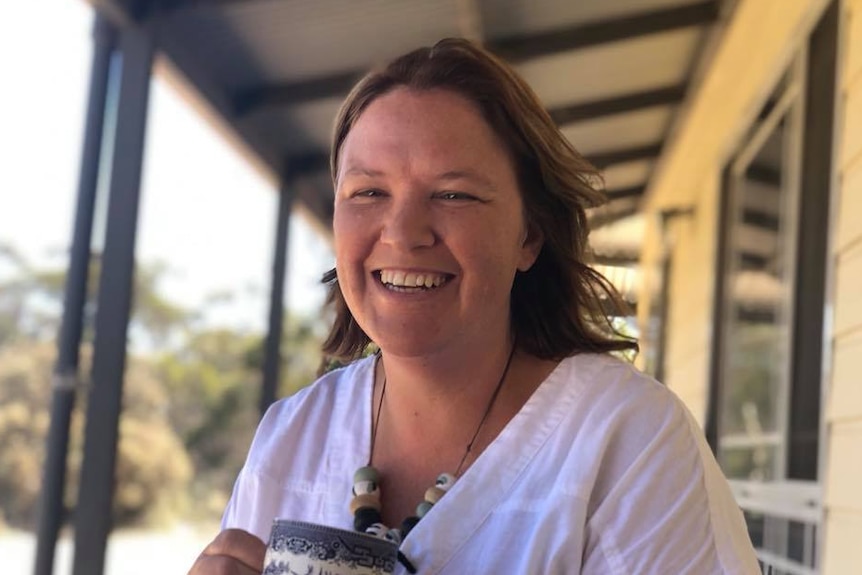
[{"left": 322, "top": 38, "right": 637, "bottom": 360}]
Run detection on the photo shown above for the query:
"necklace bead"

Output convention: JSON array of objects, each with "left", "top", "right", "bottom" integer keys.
[
  {"left": 365, "top": 522, "right": 388, "bottom": 538},
  {"left": 354, "top": 466, "right": 380, "bottom": 485},
  {"left": 424, "top": 486, "right": 446, "bottom": 504},
  {"left": 400, "top": 516, "right": 420, "bottom": 537},
  {"left": 349, "top": 492, "right": 382, "bottom": 514},
  {"left": 435, "top": 473, "right": 456, "bottom": 491},
  {"left": 415, "top": 500, "right": 434, "bottom": 518},
  {"left": 384, "top": 528, "right": 403, "bottom": 545},
  {"left": 353, "top": 481, "right": 379, "bottom": 496},
  {"left": 354, "top": 506, "right": 382, "bottom": 532}
]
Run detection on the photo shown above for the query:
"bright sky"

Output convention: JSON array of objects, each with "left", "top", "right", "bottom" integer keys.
[{"left": 0, "top": 0, "right": 335, "bottom": 334}]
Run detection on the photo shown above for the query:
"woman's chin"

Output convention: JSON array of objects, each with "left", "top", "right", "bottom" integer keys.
[{"left": 371, "top": 331, "right": 451, "bottom": 359}]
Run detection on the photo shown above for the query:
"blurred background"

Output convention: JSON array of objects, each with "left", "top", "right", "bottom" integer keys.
[
  {"left": 0, "top": 1, "right": 335, "bottom": 572},
  {"left": 1, "top": 0, "right": 860, "bottom": 574}
]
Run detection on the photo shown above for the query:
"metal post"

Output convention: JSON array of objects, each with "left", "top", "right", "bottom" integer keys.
[
  {"left": 34, "top": 15, "right": 116, "bottom": 575},
  {"left": 71, "top": 24, "right": 153, "bottom": 575},
  {"left": 260, "top": 182, "right": 294, "bottom": 417},
  {"left": 653, "top": 251, "right": 672, "bottom": 384}
]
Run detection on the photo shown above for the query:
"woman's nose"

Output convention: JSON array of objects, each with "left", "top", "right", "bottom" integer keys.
[{"left": 379, "top": 197, "right": 436, "bottom": 250}]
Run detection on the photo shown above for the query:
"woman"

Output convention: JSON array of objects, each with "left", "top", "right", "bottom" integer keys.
[{"left": 191, "top": 39, "right": 759, "bottom": 574}]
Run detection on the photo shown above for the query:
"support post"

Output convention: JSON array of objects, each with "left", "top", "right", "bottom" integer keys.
[
  {"left": 260, "top": 182, "right": 294, "bottom": 417},
  {"left": 34, "top": 15, "right": 116, "bottom": 575},
  {"left": 71, "top": 24, "right": 153, "bottom": 575}
]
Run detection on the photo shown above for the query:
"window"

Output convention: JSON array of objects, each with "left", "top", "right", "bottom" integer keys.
[
  {"left": 717, "top": 67, "right": 804, "bottom": 483},
  {"left": 707, "top": 2, "right": 837, "bottom": 572}
]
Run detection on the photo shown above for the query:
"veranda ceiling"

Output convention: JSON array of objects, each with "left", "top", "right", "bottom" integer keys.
[{"left": 89, "top": 0, "right": 729, "bottom": 265}]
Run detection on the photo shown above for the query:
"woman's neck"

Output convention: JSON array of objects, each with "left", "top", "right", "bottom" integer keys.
[{"left": 377, "top": 336, "right": 515, "bottom": 425}]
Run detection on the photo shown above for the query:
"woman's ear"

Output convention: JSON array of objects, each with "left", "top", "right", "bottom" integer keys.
[{"left": 517, "top": 224, "right": 544, "bottom": 272}]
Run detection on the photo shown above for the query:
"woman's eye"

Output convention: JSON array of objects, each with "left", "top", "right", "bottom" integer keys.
[
  {"left": 436, "top": 191, "right": 476, "bottom": 201},
  {"left": 353, "top": 188, "right": 383, "bottom": 198}
]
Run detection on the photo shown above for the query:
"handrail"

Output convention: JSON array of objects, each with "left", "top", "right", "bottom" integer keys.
[
  {"left": 728, "top": 479, "right": 821, "bottom": 523},
  {"left": 728, "top": 479, "right": 821, "bottom": 574}
]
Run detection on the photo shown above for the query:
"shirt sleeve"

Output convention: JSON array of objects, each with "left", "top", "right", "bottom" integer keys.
[
  {"left": 580, "top": 389, "right": 760, "bottom": 575},
  {"left": 220, "top": 466, "right": 279, "bottom": 543}
]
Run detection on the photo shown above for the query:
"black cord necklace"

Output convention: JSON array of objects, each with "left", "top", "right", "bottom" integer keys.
[{"left": 350, "top": 343, "right": 518, "bottom": 573}]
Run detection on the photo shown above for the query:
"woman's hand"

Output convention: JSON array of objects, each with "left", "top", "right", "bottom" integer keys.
[{"left": 188, "top": 528, "right": 266, "bottom": 575}]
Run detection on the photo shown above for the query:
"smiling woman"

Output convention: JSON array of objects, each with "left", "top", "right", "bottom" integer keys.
[
  {"left": 332, "top": 88, "right": 541, "bottom": 362},
  {"left": 189, "top": 39, "right": 760, "bottom": 575}
]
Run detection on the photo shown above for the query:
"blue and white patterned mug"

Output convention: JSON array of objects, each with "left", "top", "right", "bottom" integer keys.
[{"left": 263, "top": 520, "right": 398, "bottom": 575}]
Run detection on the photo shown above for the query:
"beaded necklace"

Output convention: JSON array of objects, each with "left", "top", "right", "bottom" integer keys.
[{"left": 349, "top": 344, "right": 517, "bottom": 571}]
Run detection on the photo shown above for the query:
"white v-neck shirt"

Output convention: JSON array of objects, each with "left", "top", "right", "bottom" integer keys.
[{"left": 222, "top": 353, "right": 759, "bottom": 574}]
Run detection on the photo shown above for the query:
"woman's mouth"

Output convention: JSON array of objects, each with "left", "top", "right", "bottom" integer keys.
[{"left": 374, "top": 269, "right": 453, "bottom": 292}]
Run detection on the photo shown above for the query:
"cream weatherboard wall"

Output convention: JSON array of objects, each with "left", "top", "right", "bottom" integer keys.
[
  {"left": 822, "top": 0, "right": 862, "bottom": 570},
  {"left": 635, "top": 0, "right": 862, "bottom": 571},
  {"left": 655, "top": 172, "right": 720, "bottom": 425}
]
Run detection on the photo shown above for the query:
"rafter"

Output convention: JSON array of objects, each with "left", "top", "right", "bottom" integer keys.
[
  {"left": 589, "top": 205, "right": 640, "bottom": 230},
  {"left": 586, "top": 144, "right": 662, "bottom": 169},
  {"left": 605, "top": 186, "right": 646, "bottom": 201},
  {"left": 488, "top": 1, "right": 719, "bottom": 62},
  {"left": 234, "top": 70, "right": 362, "bottom": 116},
  {"left": 549, "top": 85, "right": 685, "bottom": 126},
  {"left": 592, "top": 252, "right": 640, "bottom": 267}
]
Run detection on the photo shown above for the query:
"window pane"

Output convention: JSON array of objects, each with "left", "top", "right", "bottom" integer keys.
[{"left": 718, "top": 97, "right": 799, "bottom": 481}]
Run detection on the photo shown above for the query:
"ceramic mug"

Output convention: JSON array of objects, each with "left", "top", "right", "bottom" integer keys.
[{"left": 263, "top": 519, "right": 398, "bottom": 575}]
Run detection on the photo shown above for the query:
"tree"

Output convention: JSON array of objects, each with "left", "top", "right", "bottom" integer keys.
[
  {"left": 0, "top": 250, "right": 328, "bottom": 528},
  {"left": 155, "top": 313, "right": 326, "bottom": 521},
  {"left": 0, "top": 342, "right": 53, "bottom": 528},
  {"left": 0, "top": 342, "right": 193, "bottom": 529}
]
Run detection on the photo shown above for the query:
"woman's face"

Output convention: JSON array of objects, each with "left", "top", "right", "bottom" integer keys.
[{"left": 333, "top": 88, "right": 542, "bottom": 359}]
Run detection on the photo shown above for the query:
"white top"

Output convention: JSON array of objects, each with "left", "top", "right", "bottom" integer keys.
[{"left": 222, "top": 353, "right": 760, "bottom": 574}]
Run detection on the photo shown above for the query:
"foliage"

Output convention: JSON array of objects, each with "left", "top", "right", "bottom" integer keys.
[
  {"left": 153, "top": 316, "right": 325, "bottom": 521},
  {"left": 0, "top": 342, "right": 194, "bottom": 530},
  {"left": 0, "top": 342, "right": 53, "bottom": 529},
  {"left": 0, "top": 247, "right": 326, "bottom": 529},
  {"left": 155, "top": 329, "right": 261, "bottom": 520}
]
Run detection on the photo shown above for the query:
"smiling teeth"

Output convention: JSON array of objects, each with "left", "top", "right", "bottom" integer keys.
[{"left": 379, "top": 270, "right": 448, "bottom": 288}]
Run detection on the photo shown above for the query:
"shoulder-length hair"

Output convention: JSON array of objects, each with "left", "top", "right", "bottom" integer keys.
[{"left": 321, "top": 38, "right": 637, "bottom": 361}]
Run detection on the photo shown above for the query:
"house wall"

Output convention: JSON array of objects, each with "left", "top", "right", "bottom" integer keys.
[
  {"left": 821, "top": 0, "right": 862, "bottom": 570},
  {"left": 658, "top": 172, "right": 719, "bottom": 425},
  {"left": 639, "top": 0, "right": 831, "bottom": 415},
  {"left": 639, "top": 0, "right": 862, "bottom": 568}
]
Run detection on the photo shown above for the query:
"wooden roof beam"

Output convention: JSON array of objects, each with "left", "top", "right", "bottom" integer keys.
[
  {"left": 605, "top": 185, "right": 646, "bottom": 201},
  {"left": 488, "top": 0, "right": 720, "bottom": 62},
  {"left": 591, "top": 252, "right": 640, "bottom": 267},
  {"left": 589, "top": 205, "right": 640, "bottom": 229},
  {"left": 586, "top": 143, "right": 662, "bottom": 169},
  {"left": 234, "top": 70, "right": 362, "bottom": 116},
  {"left": 549, "top": 85, "right": 685, "bottom": 126}
]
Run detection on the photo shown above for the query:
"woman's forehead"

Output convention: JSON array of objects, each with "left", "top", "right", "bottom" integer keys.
[
  {"left": 354, "top": 88, "right": 487, "bottom": 134},
  {"left": 338, "top": 88, "right": 513, "bottom": 175}
]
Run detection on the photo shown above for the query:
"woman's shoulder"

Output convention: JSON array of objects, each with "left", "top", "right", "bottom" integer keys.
[
  {"left": 560, "top": 352, "right": 683, "bottom": 419},
  {"left": 551, "top": 355, "right": 758, "bottom": 573},
  {"left": 549, "top": 353, "right": 702, "bottom": 464},
  {"left": 243, "top": 356, "right": 375, "bottom": 472},
  {"left": 263, "top": 356, "right": 374, "bottom": 424}
]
